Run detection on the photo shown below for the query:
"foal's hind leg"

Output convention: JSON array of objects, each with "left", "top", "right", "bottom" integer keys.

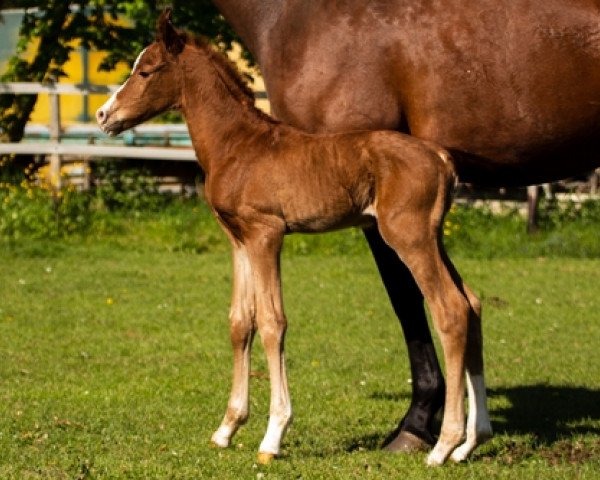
[
  {"left": 377, "top": 216, "right": 470, "bottom": 466},
  {"left": 364, "top": 227, "right": 444, "bottom": 452},
  {"left": 434, "top": 248, "right": 492, "bottom": 461},
  {"left": 449, "top": 282, "right": 492, "bottom": 462},
  {"left": 212, "top": 243, "right": 256, "bottom": 448}
]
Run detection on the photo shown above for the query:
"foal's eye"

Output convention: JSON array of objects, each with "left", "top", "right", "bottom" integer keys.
[{"left": 139, "top": 71, "right": 150, "bottom": 78}]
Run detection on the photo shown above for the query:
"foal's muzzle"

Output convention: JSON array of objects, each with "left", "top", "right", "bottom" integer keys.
[{"left": 96, "top": 107, "right": 125, "bottom": 136}]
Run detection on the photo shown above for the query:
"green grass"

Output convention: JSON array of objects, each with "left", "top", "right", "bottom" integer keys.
[{"left": 0, "top": 205, "right": 599, "bottom": 478}]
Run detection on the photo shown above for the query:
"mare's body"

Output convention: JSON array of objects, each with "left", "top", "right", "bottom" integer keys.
[
  {"left": 211, "top": 0, "right": 600, "bottom": 449},
  {"left": 95, "top": 12, "right": 492, "bottom": 465}
]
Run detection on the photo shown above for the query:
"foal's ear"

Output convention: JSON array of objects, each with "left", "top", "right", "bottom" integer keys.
[{"left": 157, "top": 6, "right": 185, "bottom": 56}]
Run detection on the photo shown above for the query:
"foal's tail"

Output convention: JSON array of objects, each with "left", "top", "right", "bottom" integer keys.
[{"left": 436, "top": 148, "right": 459, "bottom": 215}]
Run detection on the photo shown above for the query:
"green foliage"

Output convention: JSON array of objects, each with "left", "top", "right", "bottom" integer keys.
[
  {"left": 1, "top": 184, "right": 599, "bottom": 259},
  {"left": 0, "top": 1, "right": 246, "bottom": 141},
  {"left": 536, "top": 197, "right": 600, "bottom": 228},
  {"left": 0, "top": 175, "right": 91, "bottom": 243},
  {"left": 0, "top": 159, "right": 168, "bottom": 246},
  {"left": 91, "top": 161, "right": 167, "bottom": 212},
  {"left": 443, "top": 202, "right": 600, "bottom": 258},
  {"left": 285, "top": 227, "right": 369, "bottom": 256}
]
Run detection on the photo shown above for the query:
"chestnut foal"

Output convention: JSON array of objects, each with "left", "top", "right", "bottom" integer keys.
[{"left": 96, "top": 11, "right": 492, "bottom": 466}]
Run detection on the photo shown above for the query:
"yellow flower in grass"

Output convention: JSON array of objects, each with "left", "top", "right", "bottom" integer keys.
[{"left": 443, "top": 219, "right": 453, "bottom": 237}]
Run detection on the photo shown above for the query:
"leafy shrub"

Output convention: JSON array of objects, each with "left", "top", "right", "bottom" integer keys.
[
  {"left": 0, "top": 158, "right": 166, "bottom": 245},
  {"left": 537, "top": 197, "right": 600, "bottom": 228},
  {"left": 92, "top": 161, "right": 168, "bottom": 212},
  {"left": 443, "top": 200, "right": 600, "bottom": 258},
  {"left": 2, "top": 149, "right": 599, "bottom": 260},
  {"left": 0, "top": 181, "right": 91, "bottom": 242}
]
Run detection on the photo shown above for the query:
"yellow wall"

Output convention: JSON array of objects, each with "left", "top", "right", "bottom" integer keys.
[
  {"left": 3, "top": 11, "right": 268, "bottom": 125},
  {"left": 30, "top": 50, "right": 130, "bottom": 124},
  {"left": 30, "top": 46, "right": 269, "bottom": 124},
  {"left": 227, "top": 44, "right": 270, "bottom": 114}
]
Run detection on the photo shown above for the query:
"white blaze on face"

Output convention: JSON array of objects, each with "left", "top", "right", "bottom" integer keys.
[
  {"left": 98, "top": 47, "right": 148, "bottom": 117},
  {"left": 131, "top": 47, "right": 148, "bottom": 73}
]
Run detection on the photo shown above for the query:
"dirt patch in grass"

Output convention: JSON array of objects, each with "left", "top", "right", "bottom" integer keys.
[
  {"left": 539, "top": 438, "right": 600, "bottom": 466},
  {"left": 482, "top": 438, "right": 600, "bottom": 465}
]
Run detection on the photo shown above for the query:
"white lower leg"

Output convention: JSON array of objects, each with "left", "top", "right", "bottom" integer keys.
[
  {"left": 213, "top": 242, "right": 255, "bottom": 448},
  {"left": 211, "top": 422, "right": 237, "bottom": 448},
  {"left": 427, "top": 426, "right": 465, "bottom": 466},
  {"left": 258, "top": 405, "right": 293, "bottom": 455},
  {"left": 426, "top": 307, "right": 468, "bottom": 466},
  {"left": 211, "top": 387, "right": 248, "bottom": 448},
  {"left": 427, "top": 375, "right": 466, "bottom": 466},
  {"left": 450, "top": 373, "right": 492, "bottom": 462},
  {"left": 211, "top": 398, "right": 249, "bottom": 448},
  {"left": 259, "top": 355, "right": 292, "bottom": 457},
  {"left": 211, "top": 336, "right": 252, "bottom": 448}
]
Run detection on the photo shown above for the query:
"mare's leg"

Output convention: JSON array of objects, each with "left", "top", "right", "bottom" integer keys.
[
  {"left": 211, "top": 243, "right": 256, "bottom": 448},
  {"left": 245, "top": 227, "right": 292, "bottom": 464},
  {"left": 363, "top": 227, "right": 445, "bottom": 451},
  {"left": 376, "top": 215, "right": 471, "bottom": 466}
]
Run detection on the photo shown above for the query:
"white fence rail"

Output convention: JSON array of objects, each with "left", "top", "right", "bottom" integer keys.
[
  {"left": 0, "top": 142, "right": 197, "bottom": 161},
  {"left": 1, "top": 82, "right": 597, "bottom": 207},
  {"left": 0, "top": 82, "right": 119, "bottom": 95},
  {"left": 0, "top": 81, "right": 268, "bottom": 98},
  {"left": 0, "top": 81, "right": 205, "bottom": 190}
]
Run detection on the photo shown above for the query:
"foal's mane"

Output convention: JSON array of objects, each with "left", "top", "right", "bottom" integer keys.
[{"left": 179, "top": 33, "right": 277, "bottom": 125}]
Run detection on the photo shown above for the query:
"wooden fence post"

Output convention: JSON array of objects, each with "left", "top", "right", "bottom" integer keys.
[
  {"left": 527, "top": 183, "right": 553, "bottom": 234},
  {"left": 526, "top": 185, "right": 540, "bottom": 234},
  {"left": 48, "top": 82, "right": 62, "bottom": 193},
  {"left": 591, "top": 168, "right": 600, "bottom": 196}
]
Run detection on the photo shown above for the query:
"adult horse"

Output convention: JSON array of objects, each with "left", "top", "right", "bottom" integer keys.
[{"left": 211, "top": 0, "right": 600, "bottom": 452}]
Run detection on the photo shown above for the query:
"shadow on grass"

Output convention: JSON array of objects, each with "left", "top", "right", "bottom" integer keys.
[
  {"left": 480, "top": 384, "right": 600, "bottom": 464},
  {"left": 342, "top": 384, "right": 600, "bottom": 459},
  {"left": 489, "top": 384, "right": 600, "bottom": 441}
]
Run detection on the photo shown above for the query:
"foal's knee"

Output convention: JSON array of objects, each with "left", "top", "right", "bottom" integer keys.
[
  {"left": 229, "top": 311, "right": 254, "bottom": 348},
  {"left": 258, "top": 312, "right": 287, "bottom": 349}
]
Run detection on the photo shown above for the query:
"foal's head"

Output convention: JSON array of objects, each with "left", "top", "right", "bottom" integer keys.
[{"left": 96, "top": 9, "right": 186, "bottom": 136}]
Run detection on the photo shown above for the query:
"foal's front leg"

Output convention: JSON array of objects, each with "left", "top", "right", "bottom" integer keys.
[
  {"left": 246, "top": 227, "right": 292, "bottom": 464},
  {"left": 212, "top": 243, "right": 256, "bottom": 448}
]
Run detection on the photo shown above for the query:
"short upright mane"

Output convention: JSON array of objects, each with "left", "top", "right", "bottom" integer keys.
[
  {"left": 176, "top": 32, "right": 277, "bottom": 125},
  {"left": 155, "top": 8, "right": 276, "bottom": 125},
  {"left": 194, "top": 35, "right": 255, "bottom": 97}
]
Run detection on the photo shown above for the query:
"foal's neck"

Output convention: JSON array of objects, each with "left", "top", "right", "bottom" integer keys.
[{"left": 180, "top": 45, "right": 278, "bottom": 174}]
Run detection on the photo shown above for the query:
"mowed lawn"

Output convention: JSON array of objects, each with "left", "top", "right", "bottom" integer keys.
[{"left": 0, "top": 242, "right": 599, "bottom": 479}]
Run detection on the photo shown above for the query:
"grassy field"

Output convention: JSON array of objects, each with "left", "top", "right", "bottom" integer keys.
[{"left": 0, "top": 204, "right": 599, "bottom": 479}]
